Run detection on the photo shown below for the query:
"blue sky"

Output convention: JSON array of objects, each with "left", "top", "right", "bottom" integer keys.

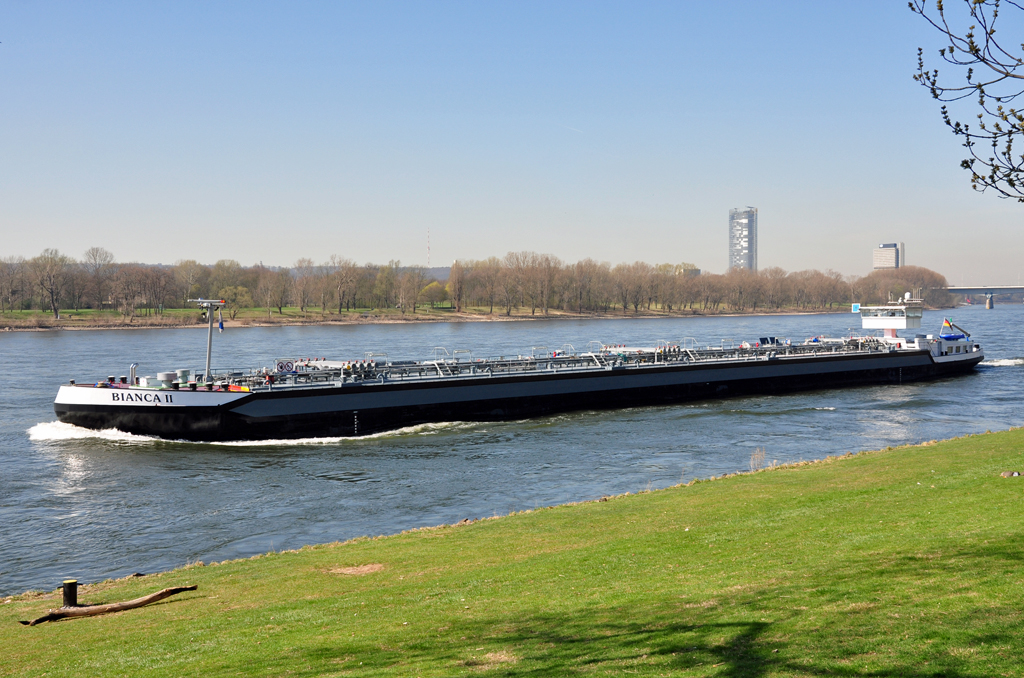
[{"left": 2, "top": 1, "right": 1021, "bottom": 282}]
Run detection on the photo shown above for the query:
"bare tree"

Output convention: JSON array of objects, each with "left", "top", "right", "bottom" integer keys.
[
  {"left": 498, "top": 269, "right": 517, "bottom": 316},
  {"left": 0, "top": 256, "right": 26, "bottom": 314},
  {"left": 564, "top": 259, "right": 605, "bottom": 314},
  {"left": 292, "top": 258, "right": 317, "bottom": 316},
  {"left": 470, "top": 258, "right": 502, "bottom": 314},
  {"left": 652, "top": 264, "right": 677, "bottom": 311},
  {"left": 174, "top": 260, "right": 207, "bottom": 304},
  {"left": 788, "top": 270, "right": 816, "bottom": 309},
  {"left": 538, "top": 254, "right": 560, "bottom": 314},
  {"left": 208, "top": 260, "right": 243, "bottom": 299},
  {"left": 252, "top": 267, "right": 292, "bottom": 316},
  {"left": 314, "top": 263, "right": 333, "bottom": 316},
  {"left": 373, "top": 261, "right": 399, "bottom": 309},
  {"left": 29, "top": 249, "right": 74, "bottom": 318},
  {"left": 612, "top": 263, "right": 631, "bottom": 314},
  {"left": 82, "top": 247, "right": 115, "bottom": 309},
  {"left": 674, "top": 269, "right": 699, "bottom": 311},
  {"left": 912, "top": 0, "right": 1024, "bottom": 199},
  {"left": 270, "top": 269, "right": 292, "bottom": 315},
  {"left": 447, "top": 260, "right": 465, "bottom": 312},
  {"left": 760, "top": 267, "right": 790, "bottom": 309},
  {"left": 362, "top": 265, "right": 379, "bottom": 306},
  {"left": 500, "top": 252, "right": 530, "bottom": 316},
  {"left": 65, "top": 263, "right": 89, "bottom": 311},
  {"left": 397, "top": 267, "right": 427, "bottom": 314},
  {"left": 724, "top": 268, "right": 762, "bottom": 312},
  {"left": 610, "top": 262, "right": 651, "bottom": 314},
  {"left": 330, "top": 256, "right": 360, "bottom": 313},
  {"left": 628, "top": 262, "right": 653, "bottom": 313},
  {"left": 254, "top": 267, "right": 276, "bottom": 319},
  {"left": 515, "top": 252, "right": 548, "bottom": 316},
  {"left": 110, "top": 264, "right": 147, "bottom": 321},
  {"left": 694, "top": 273, "right": 724, "bottom": 312},
  {"left": 816, "top": 270, "right": 848, "bottom": 309},
  {"left": 145, "top": 267, "right": 173, "bottom": 315}
]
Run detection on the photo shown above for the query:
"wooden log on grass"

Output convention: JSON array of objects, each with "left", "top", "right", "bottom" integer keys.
[{"left": 19, "top": 585, "right": 197, "bottom": 626}]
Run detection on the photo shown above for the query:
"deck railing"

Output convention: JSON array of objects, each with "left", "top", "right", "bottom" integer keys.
[{"left": 205, "top": 338, "right": 899, "bottom": 392}]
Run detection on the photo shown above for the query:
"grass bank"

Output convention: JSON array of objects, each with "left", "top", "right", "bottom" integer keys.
[
  {"left": 5, "top": 430, "right": 1024, "bottom": 676},
  {"left": 0, "top": 304, "right": 852, "bottom": 332}
]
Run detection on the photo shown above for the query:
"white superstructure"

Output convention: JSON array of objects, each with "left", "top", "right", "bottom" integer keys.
[
  {"left": 856, "top": 294, "right": 981, "bottom": 363},
  {"left": 859, "top": 299, "right": 923, "bottom": 336}
]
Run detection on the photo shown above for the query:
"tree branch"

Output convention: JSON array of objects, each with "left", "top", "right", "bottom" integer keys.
[
  {"left": 912, "top": 0, "right": 1024, "bottom": 200},
  {"left": 19, "top": 586, "right": 198, "bottom": 626}
]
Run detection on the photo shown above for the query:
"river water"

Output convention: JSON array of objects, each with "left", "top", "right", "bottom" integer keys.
[{"left": 2, "top": 306, "right": 1022, "bottom": 596}]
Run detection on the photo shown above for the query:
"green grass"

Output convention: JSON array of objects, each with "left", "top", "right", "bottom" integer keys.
[
  {"left": 0, "top": 302, "right": 855, "bottom": 330},
  {"left": 5, "top": 430, "right": 1024, "bottom": 676}
]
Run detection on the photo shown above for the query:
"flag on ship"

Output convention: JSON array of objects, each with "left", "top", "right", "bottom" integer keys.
[
  {"left": 218, "top": 309, "right": 224, "bottom": 333},
  {"left": 942, "top": 318, "right": 953, "bottom": 332}
]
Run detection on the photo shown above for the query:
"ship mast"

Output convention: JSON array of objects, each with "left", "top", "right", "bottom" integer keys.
[{"left": 189, "top": 298, "right": 226, "bottom": 384}]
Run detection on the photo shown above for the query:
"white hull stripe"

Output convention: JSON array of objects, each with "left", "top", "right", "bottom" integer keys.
[{"left": 54, "top": 385, "right": 250, "bottom": 408}]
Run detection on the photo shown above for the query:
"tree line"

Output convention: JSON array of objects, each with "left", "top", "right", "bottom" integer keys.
[{"left": 0, "top": 247, "right": 953, "bottom": 321}]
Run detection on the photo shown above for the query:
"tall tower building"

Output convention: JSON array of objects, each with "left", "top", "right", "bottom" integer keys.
[
  {"left": 872, "top": 242, "right": 905, "bottom": 269},
  {"left": 728, "top": 207, "right": 758, "bottom": 271}
]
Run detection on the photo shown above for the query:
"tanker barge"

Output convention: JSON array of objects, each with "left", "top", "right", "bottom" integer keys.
[{"left": 53, "top": 297, "right": 984, "bottom": 441}]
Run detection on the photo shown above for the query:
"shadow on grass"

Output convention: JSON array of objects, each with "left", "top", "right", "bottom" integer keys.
[
  {"left": 269, "top": 537, "right": 1024, "bottom": 675},
  {"left": 288, "top": 603, "right": 996, "bottom": 677},
  {"left": 784, "top": 535, "right": 1024, "bottom": 608}
]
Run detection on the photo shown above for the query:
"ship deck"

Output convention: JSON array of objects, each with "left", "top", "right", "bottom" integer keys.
[{"left": 214, "top": 338, "right": 919, "bottom": 394}]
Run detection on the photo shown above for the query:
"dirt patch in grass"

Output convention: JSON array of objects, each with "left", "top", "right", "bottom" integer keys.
[
  {"left": 327, "top": 563, "right": 385, "bottom": 576},
  {"left": 458, "top": 650, "right": 518, "bottom": 670}
]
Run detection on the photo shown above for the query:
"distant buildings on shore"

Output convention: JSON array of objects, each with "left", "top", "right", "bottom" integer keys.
[
  {"left": 726, "top": 210, "right": 910, "bottom": 276},
  {"left": 873, "top": 242, "right": 905, "bottom": 270},
  {"left": 728, "top": 207, "right": 757, "bottom": 271}
]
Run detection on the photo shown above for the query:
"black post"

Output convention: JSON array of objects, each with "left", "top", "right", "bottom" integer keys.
[{"left": 62, "top": 579, "right": 78, "bottom": 608}]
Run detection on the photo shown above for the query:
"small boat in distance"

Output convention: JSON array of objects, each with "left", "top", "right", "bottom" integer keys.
[{"left": 53, "top": 296, "right": 984, "bottom": 441}]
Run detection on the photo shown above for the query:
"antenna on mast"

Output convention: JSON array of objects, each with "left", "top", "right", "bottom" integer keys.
[{"left": 189, "top": 298, "right": 226, "bottom": 385}]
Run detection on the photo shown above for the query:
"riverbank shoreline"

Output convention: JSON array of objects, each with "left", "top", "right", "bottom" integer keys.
[
  {"left": 5, "top": 427, "right": 1022, "bottom": 675},
  {"left": 1, "top": 305, "right": 882, "bottom": 332}
]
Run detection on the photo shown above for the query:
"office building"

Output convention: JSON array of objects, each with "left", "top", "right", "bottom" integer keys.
[
  {"left": 728, "top": 207, "right": 758, "bottom": 271},
  {"left": 873, "top": 242, "right": 905, "bottom": 269}
]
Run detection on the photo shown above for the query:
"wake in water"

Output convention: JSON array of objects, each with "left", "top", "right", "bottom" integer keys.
[
  {"left": 28, "top": 421, "right": 160, "bottom": 444},
  {"left": 27, "top": 420, "right": 476, "bottom": 446},
  {"left": 211, "top": 421, "right": 478, "bottom": 446},
  {"left": 981, "top": 358, "right": 1024, "bottom": 367}
]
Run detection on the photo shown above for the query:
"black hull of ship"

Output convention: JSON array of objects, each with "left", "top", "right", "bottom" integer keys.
[{"left": 54, "top": 351, "right": 983, "bottom": 442}]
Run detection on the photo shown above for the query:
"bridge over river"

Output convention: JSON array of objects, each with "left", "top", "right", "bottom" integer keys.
[{"left": 946, "top": 286, "right": 1024, "bottom": 308}]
